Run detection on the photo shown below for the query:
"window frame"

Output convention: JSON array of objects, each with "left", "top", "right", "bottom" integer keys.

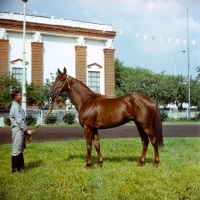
[
  {"left": 12, "top": 67, "right": 27, "bottom": 85},
  {"left": 87, "top": 71, "right": 100, "bottom": 93}
]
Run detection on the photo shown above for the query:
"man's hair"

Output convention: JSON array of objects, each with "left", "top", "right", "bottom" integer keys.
[{"left": 11, "top": 90, "right": 22, "bottom": 100}]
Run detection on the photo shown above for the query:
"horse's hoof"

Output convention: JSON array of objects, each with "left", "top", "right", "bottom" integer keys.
[
  {"left": 153, "top": 160, "right": 159, "bottom": 169},
  {"left": 153, "top": 163, "right": 159, "bottom": 169},
  {"left": 137, "top": 162, "right": 144, "bottom": 167},
  {"left": 83, "top": 165, "right": 88, "bottom": 170},
  {"left": 84, "top": 162, "right": 92, "bottom": 170},
  {"left": 97, "top": 163, "right": 102, "bottom": 168}
]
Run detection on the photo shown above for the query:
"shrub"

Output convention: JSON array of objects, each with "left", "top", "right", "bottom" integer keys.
[
  {"left": 160, "top": 110, "right": 168, "bottom": 122},
  {"left": 26, "top": 115, "right": 37, "bottom": 126},
  {"left": 4, "top": 115, "right": 37, "bottom": 126},
  {"left": 4, "top": 118, "right": 11, "bottom": 126},
  {"left": 196, "top": 112, "right": 200, "bottom": 120},
  {"left": 45, "top": 114, "right": 57, "bottom": 125},
  {"left": 63, "top": 112, "right": 75, "bottom": 124}
]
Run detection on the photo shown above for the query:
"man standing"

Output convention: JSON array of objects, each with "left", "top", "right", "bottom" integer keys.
[{"left": 9, "top": 90, "right": 33, "bottom": 173}]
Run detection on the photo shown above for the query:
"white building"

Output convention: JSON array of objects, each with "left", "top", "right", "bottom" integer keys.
[{"left": 0, "top": 12, "right": 116, "bottom": 98}]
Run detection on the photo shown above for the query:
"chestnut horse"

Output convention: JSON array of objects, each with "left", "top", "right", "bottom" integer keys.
[{"left": 50, "top": 67, "right": 163, "bottom": 169}]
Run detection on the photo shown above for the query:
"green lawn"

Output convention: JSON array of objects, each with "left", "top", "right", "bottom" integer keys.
[{"left": 0, "top": 138, "right": 200, "bottom": 200}]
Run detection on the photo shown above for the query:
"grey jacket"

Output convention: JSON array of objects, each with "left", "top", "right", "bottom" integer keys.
[{"left": 9, "top": 102, "right": 27, "bottom": 133}]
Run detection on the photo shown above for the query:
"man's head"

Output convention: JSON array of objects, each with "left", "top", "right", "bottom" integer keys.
[{"left": 11, "top": 90, "right": 22, "bottom": 102}]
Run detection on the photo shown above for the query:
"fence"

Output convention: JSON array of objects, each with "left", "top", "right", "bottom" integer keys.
[
  {"left": 163, "top": 109, "right": 198, "bottom": 119},
  {"left": 0, "top": 108, "right": 79, "bottom": 127},
  {"left": 0, "top": 109, "right": 198, "bottom": 127}
]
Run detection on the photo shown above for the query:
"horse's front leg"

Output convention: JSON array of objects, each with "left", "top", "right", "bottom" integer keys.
[
  {"left": 93, "top": 130, "right": 103, "bottom": 168},
  {"left": 84, "top": 126, "right": 93, "bottom": 169}
]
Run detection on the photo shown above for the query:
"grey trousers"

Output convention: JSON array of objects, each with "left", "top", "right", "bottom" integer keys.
[{"left": 12, "top": 129, "right": 26, "bottom": 156}]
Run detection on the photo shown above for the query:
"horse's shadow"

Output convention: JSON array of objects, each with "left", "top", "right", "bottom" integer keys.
[{"left": 66, "top": 154, "right": 154, "bottom": 165}]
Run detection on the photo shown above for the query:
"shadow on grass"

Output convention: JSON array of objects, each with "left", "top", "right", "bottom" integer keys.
[
  {"left": 26, "top": 159, "right": 43, "bottom": 170},
  {"left": 66, "top": 153, "right": 154, "bottom": 165}
]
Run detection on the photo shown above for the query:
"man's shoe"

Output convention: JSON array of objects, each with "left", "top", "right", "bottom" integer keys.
[
  {"left": 19, "top": 166, "right": 27, "bottom": 173},
  {"left": 12, "top": 168, "right": 19, "bottom": 173}
]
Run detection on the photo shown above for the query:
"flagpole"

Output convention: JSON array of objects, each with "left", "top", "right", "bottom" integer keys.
[
  {"left": 187, "top": 8, "right": 190, "bottom": 121},
  {"left": 22, "top": 0, "right": 28, "bottom": 115}
]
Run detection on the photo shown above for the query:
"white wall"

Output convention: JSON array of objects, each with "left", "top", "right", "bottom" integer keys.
[
  {"left": 1, "top": 12, "right": 114, "bottom": 95},
  {"left": 43, "top": 35, "right": 76, "bottom": 80},
  {"left": 6, "top": 31, "right": 108, "bottom": 95},
  {"left": 86, "top": 39, "right": 105, "bottom": 94},
  {"left": 8, "top": 31, "right": 32, "bottom": 82}
]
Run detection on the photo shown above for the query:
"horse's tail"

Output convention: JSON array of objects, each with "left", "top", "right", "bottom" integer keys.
[{"left": 153, "top": 105, "right": 164, "bottom": 148}]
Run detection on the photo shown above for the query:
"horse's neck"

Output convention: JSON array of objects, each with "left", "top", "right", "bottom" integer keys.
[{"left": 67, "top": 76, "right": 94, "bottom": 112}]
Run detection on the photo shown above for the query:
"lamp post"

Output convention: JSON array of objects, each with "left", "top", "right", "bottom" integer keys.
[
  {"left": 187, "top": 8, "right": 190, "bottom": 121},
  {"left": 174, "top": 50, "right": 185, "bottom": 76},
  {"left": 22, "top": 0, "right": 28, "bottom": 115},
  {"left": 173, "top": 50, "right": 185, "bottom": 116}
]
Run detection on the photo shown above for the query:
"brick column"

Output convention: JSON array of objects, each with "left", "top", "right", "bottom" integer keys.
[
  {"left": 103, "top": 48, "right": 115, "bottom": 98},
  {"left": 0, "top": 39, "right": 9, "bottom": 75},
  {"left": 31, "top": 42, "right": 43, "bottom": 85},
  {"left": 75, "top": 46, "right": 87, "bottom": 84}
]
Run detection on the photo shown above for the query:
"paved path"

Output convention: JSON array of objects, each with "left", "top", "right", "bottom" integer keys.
[{"left": 0, "top": 124, "right": 199, "bottom": 144}]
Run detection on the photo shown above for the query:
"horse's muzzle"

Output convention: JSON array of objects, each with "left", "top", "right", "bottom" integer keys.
[{"left": 49, "top": 90, "right": 57, "bottom": 99}]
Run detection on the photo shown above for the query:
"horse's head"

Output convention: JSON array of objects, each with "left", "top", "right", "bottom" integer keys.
[{"left": 49, "top": 67, "right": 70, "bottom": 99}]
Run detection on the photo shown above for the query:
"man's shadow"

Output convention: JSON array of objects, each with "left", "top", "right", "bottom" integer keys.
[{"left": 26, "top": 159, "right": 43, "bottom": 170}]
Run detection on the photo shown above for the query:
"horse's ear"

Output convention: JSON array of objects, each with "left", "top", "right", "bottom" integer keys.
[
  {"left": 63, "top": 67, "right": 67, "bottom": 75},
  {"left": 58, "top": 68, "right": 62, "bottom": 74}
]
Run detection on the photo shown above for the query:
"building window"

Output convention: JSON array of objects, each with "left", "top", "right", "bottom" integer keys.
[
  {"left": 12, "top": 67, "right": 27, "bottom": 85},
  {"left": 88, "top": 71, "right": 100, "bottom": 93}
]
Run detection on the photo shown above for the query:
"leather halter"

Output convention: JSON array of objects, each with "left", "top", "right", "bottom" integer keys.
[{"left": 57, "top": 76, "right": 70, "bottom": 96}]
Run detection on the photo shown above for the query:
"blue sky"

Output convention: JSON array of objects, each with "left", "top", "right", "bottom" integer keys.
[{"left": 0, "top": 0, "right": 199, "bottom": 77}]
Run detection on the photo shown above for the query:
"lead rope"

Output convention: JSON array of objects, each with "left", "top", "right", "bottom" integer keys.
[{"left": 27, "top": 77, "right": 69, "bottom": 142}]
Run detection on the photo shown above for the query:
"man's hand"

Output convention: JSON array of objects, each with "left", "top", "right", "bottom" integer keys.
[
  {"left": 26, "top": 130, "right": 34, "bottom": 142},
  {"left": 27, "top": 130, "right": 34, "bottom": 135}
]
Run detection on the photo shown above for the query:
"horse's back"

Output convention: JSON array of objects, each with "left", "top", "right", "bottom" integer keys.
[{"left": 79, "top": 93, "right": 157, "bottom": 128}]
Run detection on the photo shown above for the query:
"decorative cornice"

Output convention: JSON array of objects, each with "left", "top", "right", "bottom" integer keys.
[
  {"left": 87, "top": 62, "right": 102, "bottom": 69},
  {"left": 75, "top": 45, "right": 87, "bottom": 50},
  {"left": 103, "top": 48, "right": 115, "bottom": 53},
  {"left": 31, "top": 42, "right": 44, "bottom": 47},
  {"left": 0, "top": 19, "right": 116, "bottom": 39},
  {"left": 10, "top": 58, "right": 29, "bottom": 65},
  {"left": 0, "top": 39, "right": 9, "bottom": 43}
]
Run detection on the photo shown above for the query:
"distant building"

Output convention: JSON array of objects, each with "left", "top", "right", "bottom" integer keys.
[{"left": 0, "top": 12, "right": 116, "bottom": 98}]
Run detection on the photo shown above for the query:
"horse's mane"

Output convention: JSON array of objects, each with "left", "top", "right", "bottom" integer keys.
[
  {"left": 69, "top": 75, "right": 92, "bottom": 92},
  {"left": 68, "top": 75, "right": 105, "bottom": 99}
]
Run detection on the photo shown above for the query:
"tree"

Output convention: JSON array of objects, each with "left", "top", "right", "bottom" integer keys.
[
  {"left": 190, "top": 78, "right": 200, "bottom": 110},
  {"left": 195, "top": 65, "right": 200, "bottom": 73},
  {"left": 26, "top": 74, "right": 57, "bottom": 109},
  {"left": 115, "top": 58, "right": 126, "bottom": 96},
  {"left": 26, "top": 74, "right": 70, "bottom": 109},
  {"left": 114, "top": 58, "right": 196, "bottom": 109},
  {"left": 0, "top": 73, "right": 21, "bottom": 109},
  {"left": 173, "top": 75, "right": 188, "bottom": 110}
]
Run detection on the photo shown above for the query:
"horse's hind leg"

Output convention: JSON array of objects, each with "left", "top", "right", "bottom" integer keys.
[
  {"left": 135, "top": 123, "right": 149, "bottom": 167},
  {"left": 148, "top": 134, "right": 159, "bottom": 169},
  {"left": 93, "top": 130, "right": 103, "bottom": 168},
  {"left": 143, "top": 127, "right": 160, "bottom": 168}
]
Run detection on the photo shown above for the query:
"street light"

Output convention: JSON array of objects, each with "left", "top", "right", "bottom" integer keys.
[
  {"left": 174, "top": 50, "right": 185, "bottom": 76},
  {"left": 173, "top": 50, "right": 185, "bottom": 116},
  {"left": 22, "top": 0, "right": 28, "bottom": 115}
]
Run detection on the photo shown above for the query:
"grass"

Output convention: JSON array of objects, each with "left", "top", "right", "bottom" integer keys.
[{"left": 0, "top": 138, "right": 200, "bottom": 200}]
